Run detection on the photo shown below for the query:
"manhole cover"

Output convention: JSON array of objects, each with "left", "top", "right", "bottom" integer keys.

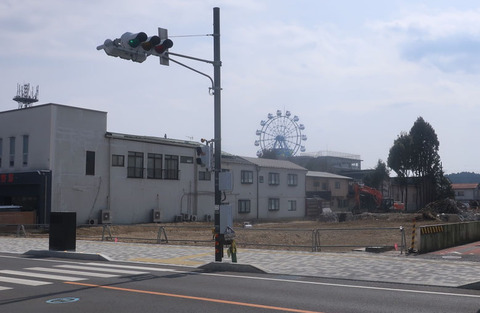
[{"left": 46, "top": 297, "right": 80, "bottom": 304}]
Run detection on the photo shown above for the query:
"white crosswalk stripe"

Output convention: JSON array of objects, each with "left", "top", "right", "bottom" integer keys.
[
  {"left": 0, "top": 270, "right": 86, "bottom": 282},
  {"left": 87, "top": 262, "right": 176, "bottom": 272},
  {"left": 26, "top": 267, "right": 118, "bottom": 278},
  {"left": 55, "top": 264, "right": 149, "bottom": 275},
  {"left": 0, "top": 276, "right": 52, "bottom": 286},
  {"left": 0, "top": 262, "right": 160, "bottom": 293}
]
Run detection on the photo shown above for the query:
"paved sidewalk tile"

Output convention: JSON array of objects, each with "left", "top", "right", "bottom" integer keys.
[{"left": 1, "top": 237, "right": 480, "bottom": 288}]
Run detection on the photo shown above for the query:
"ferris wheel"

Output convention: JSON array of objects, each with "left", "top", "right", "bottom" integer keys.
[{"left": 255, "top": 110, "right": 307, "bottom": 157}]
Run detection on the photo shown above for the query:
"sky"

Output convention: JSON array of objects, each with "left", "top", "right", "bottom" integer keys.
[{"left": 1, "top": 0, "right": 479, "bottom": 174}]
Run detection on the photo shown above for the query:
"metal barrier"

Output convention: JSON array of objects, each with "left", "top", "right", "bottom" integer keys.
[
  {"left": 98, "top": 224, "right": 212, "bottom": 245},
  {"left": 0, "top": 224, "right": 49, "bottom": 238},
  {"left": 1, "top": 223, "right": 407, "bottom": 254},
  {"left": 312, "top": 226, "right": 407, "bottom": 253}
]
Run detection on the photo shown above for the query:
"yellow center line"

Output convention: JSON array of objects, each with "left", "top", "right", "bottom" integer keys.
[{"left": 65, "top": 281, "right": 324, "bottom": 313}]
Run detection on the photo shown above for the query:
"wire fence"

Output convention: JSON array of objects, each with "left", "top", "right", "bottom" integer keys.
[{"left": 0, "top": 223, "right": 407, "bottom": 253}]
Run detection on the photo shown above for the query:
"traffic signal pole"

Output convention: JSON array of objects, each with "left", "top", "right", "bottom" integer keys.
[
  {"left": 97, "top": 7, "right": 224, "bottom": 262},
  {"left": 159, "top": 8, "right": 223, "bottom": 261},
  {"left": 212, "top": 7, "right": 223, "bottom": 262}
]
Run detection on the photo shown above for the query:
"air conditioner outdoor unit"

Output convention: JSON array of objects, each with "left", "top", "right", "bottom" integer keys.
[
  {"left": 174, "top": 215, "right": 183, "bottom": 222},
  {"left": 101, "top": 210, "right": 112, "bottom": 224},
  {"left": 152, "top": 209, "right": 161, "bottom": 223},
  {"left": 88, "top": 218, "right": 98, "bottom": 225}
]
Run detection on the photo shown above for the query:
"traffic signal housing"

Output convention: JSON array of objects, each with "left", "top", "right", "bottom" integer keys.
[
  {"left": 97, "top": 29, "right": 173, "bottom": 65},
  {"left": 97, "top": 37, "right": 147, "bottom": 63},
  {"left": 120, "top": 32, "right": 148, "bottom": 48},
  {"left": 196, "top": 144, "right": 212, "bottom": 171}
]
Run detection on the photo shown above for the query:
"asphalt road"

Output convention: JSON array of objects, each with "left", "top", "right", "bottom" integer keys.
[{"left": 0, "top": 253, "right": 479, "bottom": 313}]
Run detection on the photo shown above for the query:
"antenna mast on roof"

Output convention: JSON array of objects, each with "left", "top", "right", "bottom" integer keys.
[{"left": 13, "top": 83, "right": 39, "bottom": 109}]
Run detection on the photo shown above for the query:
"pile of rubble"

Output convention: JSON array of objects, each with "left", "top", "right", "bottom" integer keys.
[{"left": 420, "top": 199, "right": 480, "bottom": 221}]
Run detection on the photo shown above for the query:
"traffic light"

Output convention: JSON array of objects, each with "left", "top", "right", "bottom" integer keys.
[
  {"left": 141, "top": 36, "right": 161, "bottom": 51},
  {"left": 196, "top": 144, "right": 212, "bottom": 171},
  {"left": 154, "top": 28, "right": 173, "bottom": 66},
  {"left": 120, "top": 32, "right": 148, "bottom": 48},
  {"left": 96, "top": 37, "right": 147, "bottom": 63},
  {"left": 96, "top": 29, "right": 173, "bottom": 65}
]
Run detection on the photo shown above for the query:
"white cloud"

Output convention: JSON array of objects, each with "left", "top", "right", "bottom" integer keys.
[{"left": 1, "top": 1, "right": 480, "bottom": 173}]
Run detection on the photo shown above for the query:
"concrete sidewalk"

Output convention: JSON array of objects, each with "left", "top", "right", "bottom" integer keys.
[{"left": 1, "top": 237, "right": 480, "bottom": 288}]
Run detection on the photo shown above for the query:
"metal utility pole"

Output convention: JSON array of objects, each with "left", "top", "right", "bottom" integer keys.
[
  {"left": 212, "top": 7, "right": 224, "bottom": 262},
  {"left": 97, "top": 7, "right": 225, "bottom": 262}
]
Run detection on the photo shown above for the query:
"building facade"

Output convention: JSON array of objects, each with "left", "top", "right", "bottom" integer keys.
[
  {"left": 305, "top": 171, "right": 353, "bottom": 211},
  {"left": 0, "top": 103, "right": 307, "bottom": 225},
  {"left": 452, "top": 183, "right": 480, "bottom": 205},
  {"left": 222, "top": 156, "right": 307, "bottom": 221}
]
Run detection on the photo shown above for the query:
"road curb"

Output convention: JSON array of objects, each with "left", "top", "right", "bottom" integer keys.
[
  {"left": 199, "top": 262, "right": 267, "bottom": 274},
  {"left": 23, "top": 250, "right": 113, "bottom": 261}
]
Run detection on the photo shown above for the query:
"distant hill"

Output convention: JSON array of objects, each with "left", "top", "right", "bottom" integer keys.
[{"left": 446, "top": 172, "right": 480, "bottom": 184}]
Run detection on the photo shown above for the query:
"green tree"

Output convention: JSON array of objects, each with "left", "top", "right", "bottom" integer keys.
[
  {"left": 388, "top": 117, "right": 452, "bottom": 211},
  {"left": 364, "top": 159, "right": 390, "bottom": 190},
  {"left": 387, "top": 132, "right": 413, "bottom": 211},
  {"left": 409, "top": 117, "right": 440, "bottom": 208}
]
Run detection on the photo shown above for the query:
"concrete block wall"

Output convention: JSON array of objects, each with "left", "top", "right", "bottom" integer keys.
[{"left": 418, "top": 221, "right": 480, "bottom": 253}]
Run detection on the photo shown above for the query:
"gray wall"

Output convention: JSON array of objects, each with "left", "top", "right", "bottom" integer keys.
[{"left": 418, "top": 221, "right": 480, "bottom": 253}]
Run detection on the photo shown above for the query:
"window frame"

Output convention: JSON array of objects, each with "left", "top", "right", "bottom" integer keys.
[
  {"left": 268, "top": 172, "right": 280, "bottom": 185},
  {"left": 287, "top": 174, "right": 298, "bottom": 186},
  {"left": 199, "top": 171, "right": 211, "bottom": 181},
  {"left": 288, "top": 200, "right": 297, "bottom": 211},
  {"left": 241, "top": 170, "right": 254, "bottom": 184},
  {"left": 127, "top": 151, "right": 144, "bottom": 178},
  {"left": 238, "top": 199, "right": 251, "bottom": 213},
  {"left": 9, "top": 137, "right": 15, "bottom": 167},
  {"left": 147, "top": 153, "right": 163, "bottom": 179},
  {"left": 85, "top": 150, "right": 95, "bottom": 176},
  {"left": 164, "top": 154, "right": 179, "bottom": 180},
  {"left": 112, "top": 154, "right": 125, "bottom": 167},
  {"left": 22, "top": 135, "right": 29, "bottom": 166},
  {"left": 268, "top": 198, "right": 280, "bottom": 211}
]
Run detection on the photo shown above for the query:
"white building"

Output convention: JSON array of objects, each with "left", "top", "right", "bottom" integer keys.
[
  {"left": 222, "top": 155, "right": 307, "bottom": 221},
  {"left": 0, "top": 103, "right": 307, "bottom": 225}
]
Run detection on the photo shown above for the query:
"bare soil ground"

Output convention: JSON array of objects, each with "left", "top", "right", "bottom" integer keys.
[{"left": 74, "top": 213, "right": 448, "bottom": 252}]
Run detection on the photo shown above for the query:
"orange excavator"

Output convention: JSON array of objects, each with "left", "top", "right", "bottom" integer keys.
[{"left": 352, "top": 183, "right": 404, "bottom": 214}]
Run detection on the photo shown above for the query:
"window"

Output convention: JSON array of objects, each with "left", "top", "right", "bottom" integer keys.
[
  {"left": 9, "top": 137, "right": 15, "bottom": 167},
  {"left": 147, "top": 153, "right": 163, "bottom": 179},
  {"left": 268, "top": 173, "right": 280, "bottom": 185},
  {"left": 180, "top": 156, "right": 193, "bottom": 164},
  {"left": 238, "top": 199, "right": 251, "bottom": 213},
  {"left": 86, "top": 151, "right": 95, "bottom": 175},
  {"left": 164, "top": 155, "right": 179, "bottom": 180},
  {"left": 287, "top": 174, "right": 298, "bottom": 186},
  {"left": 288, "top": 200, "right": 297, "bottom": 211},
  {"left": 241, "top": 170, "right": 253, "bottom": 184},
  {"left": 268, "top": 198, "right": 280, "bottom": 211},
  {"left": 313, "top": 181, "right": 320, "bottom": 187},
  {"left": 322, "top": 182, "right": 328, "bottom": 190},
  {"left": 128, "top": 151, "right": 144, "bottom": 178},
  {"left": 199, "top": 171, "right": 211, "bottom": 181},
  {"left": 335, "top": 181, "right": 341, "bottom": 189},
  {"left": 22, "top": 135, "right": 29, "bottom": 166},
  {"left": 259, "top": 176, "right": 264, "bottom": 183},
  {"left": 112, "top": 154, "right": 124, "bottom": 167}
]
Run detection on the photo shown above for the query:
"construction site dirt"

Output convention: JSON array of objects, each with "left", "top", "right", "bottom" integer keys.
[{"left": 73, "top": 211, "right": 479, "bottom": 253}]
